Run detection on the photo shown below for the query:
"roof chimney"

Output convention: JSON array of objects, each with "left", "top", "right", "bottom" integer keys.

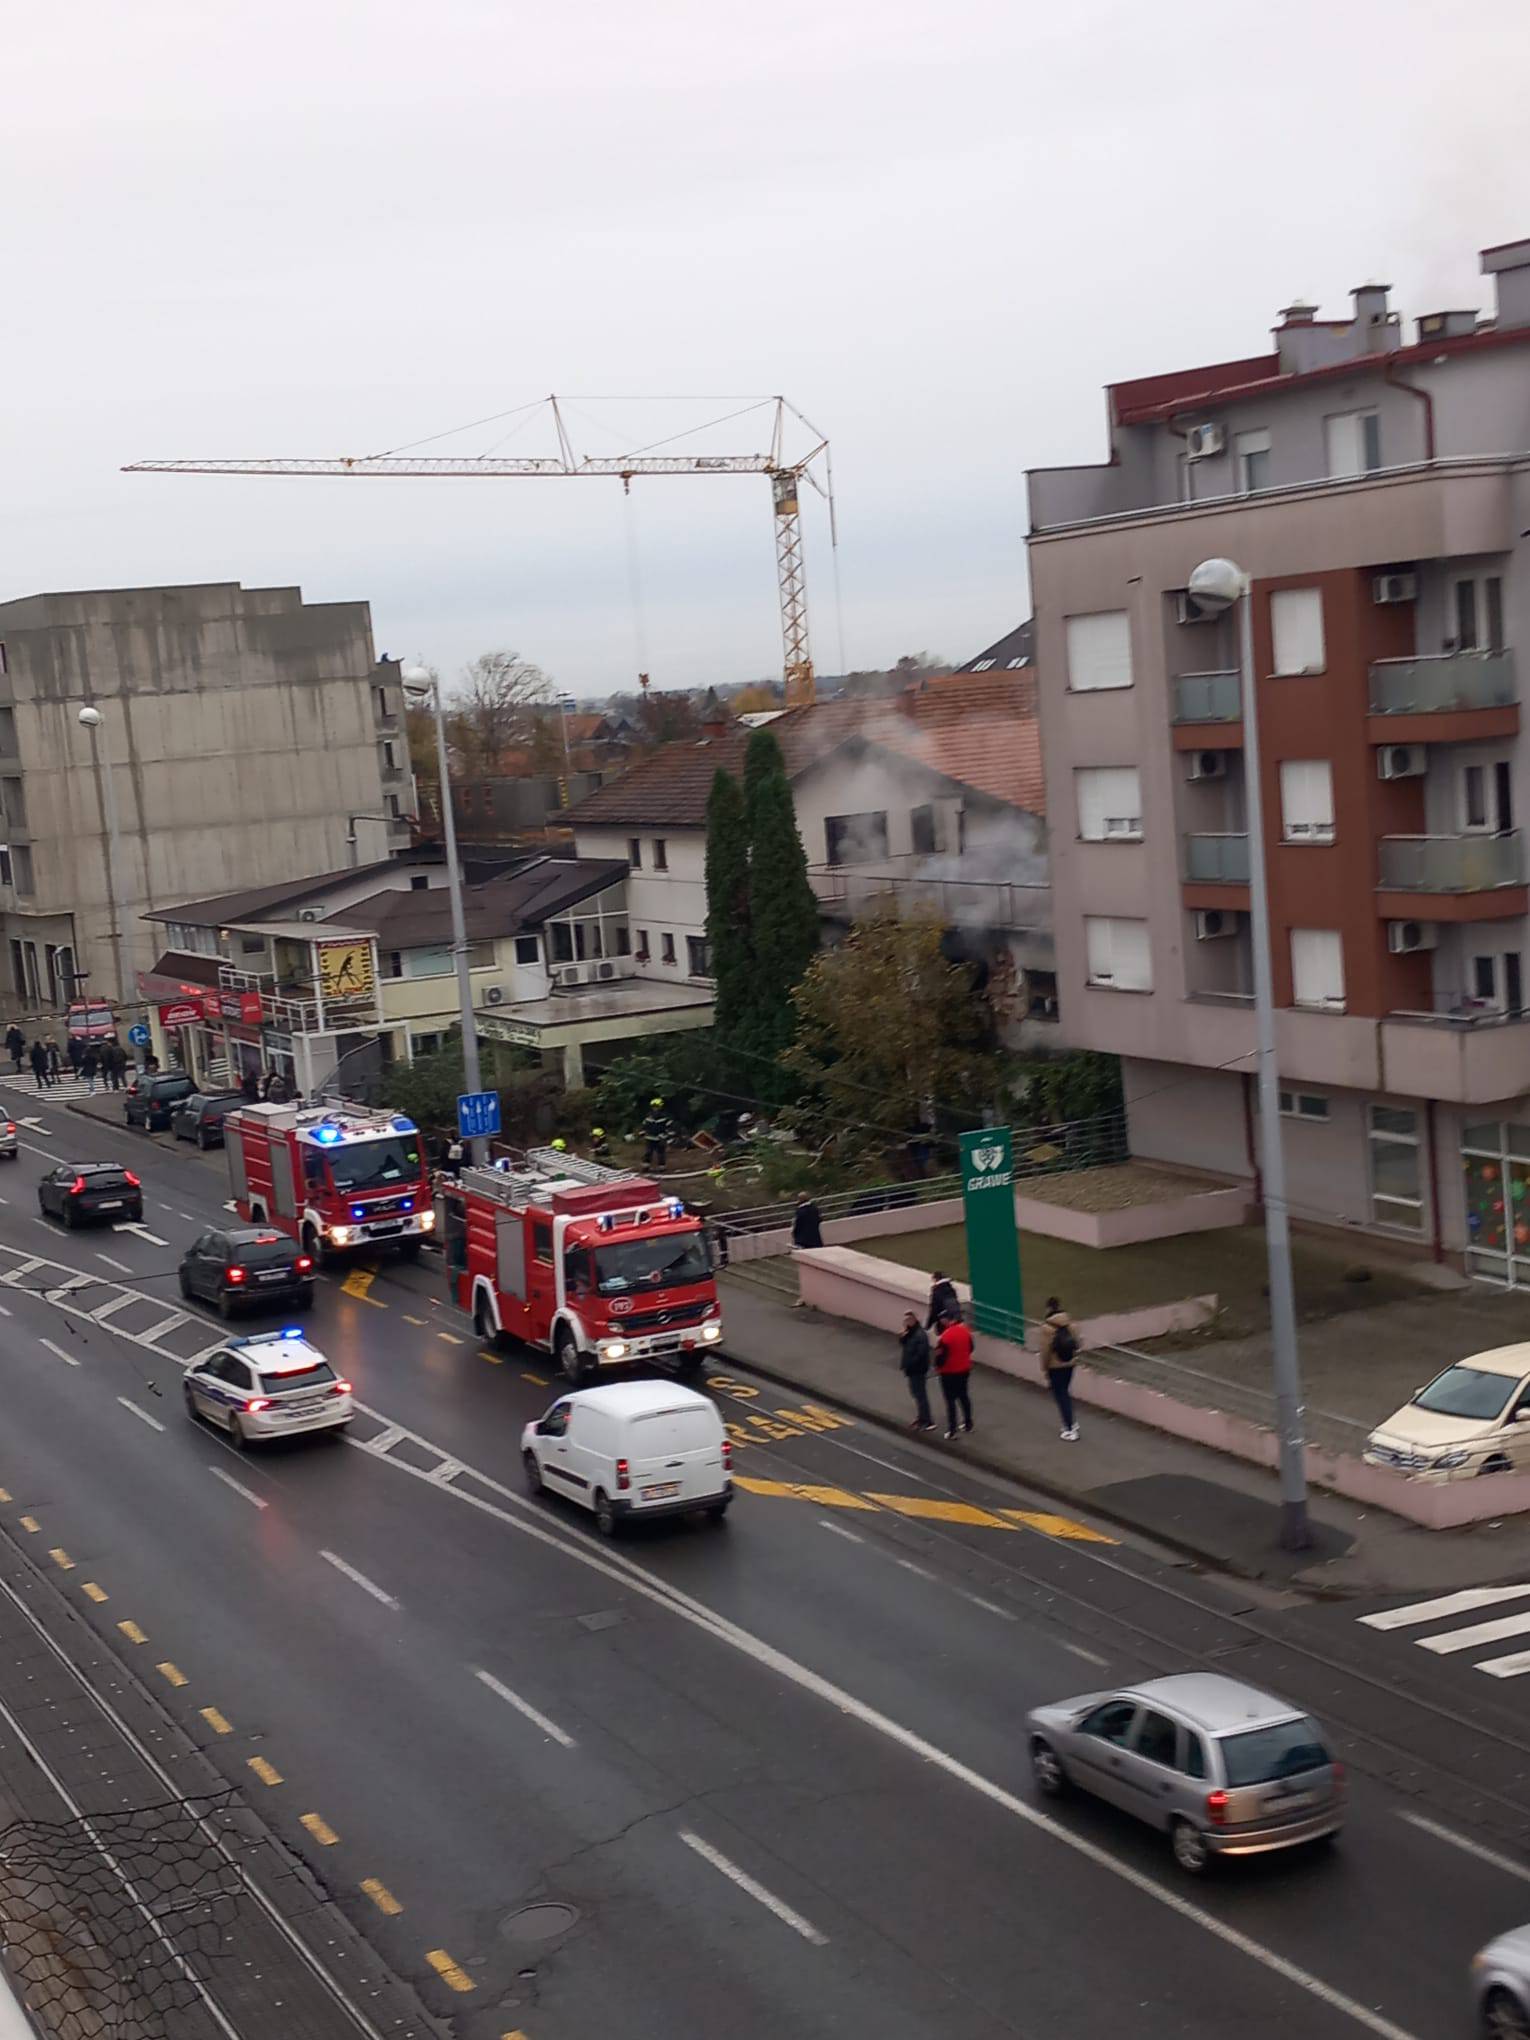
[
  {"left": 1277, "top": 300, "right": 1318, "bottom": 327},
  {"left": 1416, "top": 309, "right": 1480, "bottom": 344},
  {"left": 1481, "top": 237, "right": 1530, "bottom": 331}
]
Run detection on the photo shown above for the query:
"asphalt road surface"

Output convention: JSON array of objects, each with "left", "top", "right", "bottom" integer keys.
[{"left": 0, "top": 1090, "right": 1527, "bottom": 2039}]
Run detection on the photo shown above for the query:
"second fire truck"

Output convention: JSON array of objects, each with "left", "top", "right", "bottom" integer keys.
[
  {"left": 225, "top": 1100, "right": 434, "bottom": 1261},
  {"left": 442, "top": 1148, "right": 723, "bottom": 1382}
]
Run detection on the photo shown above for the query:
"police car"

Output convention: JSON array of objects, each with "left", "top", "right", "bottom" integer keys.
[{"left": 182, "top": 1330, "right": 353, "bottom": 1448}]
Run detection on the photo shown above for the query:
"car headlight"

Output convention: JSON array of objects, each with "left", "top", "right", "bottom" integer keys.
[
  {"left": 1432, "top": 1449, "right": 1472, "bottom": 1469},
  {"left": 419, "top": 1209, "right": 436, "bottom": 1230},
  {"left": 701, "top": 1323, "right": 722, "bottom": 1341},
  {"left": 329, "top": 1225, "right": 352, "bottom": 1245},
  {"left": 601, "top": 1340, "right": 628, "bottom": 1361}
]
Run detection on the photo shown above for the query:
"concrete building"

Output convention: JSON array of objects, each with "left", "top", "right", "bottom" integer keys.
[
  {"left": 1028, "top": 233, "right": 1530, "bottom": 1281},
  {"left": 0, "top": 581, "right": 415, "bottom": 1018}
]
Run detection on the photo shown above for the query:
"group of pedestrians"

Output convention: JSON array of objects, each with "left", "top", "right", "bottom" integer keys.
[
  {"left": 5, "top": 1022, "right": 130, "bottom": 1094},
  {"left": 897, "top": 1275, "right": 1082, "bottom": 1445}
]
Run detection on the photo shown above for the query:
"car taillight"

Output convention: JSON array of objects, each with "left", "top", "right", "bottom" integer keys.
[
  {"left": 1205, "top": 1790, "right": 1229, "bottom": 1826},
  {"left": 295, "top": 1256, "right": 313, "bottom": 1274},
  {"left": 123, "top": 1171, "right": 140, "bottom": 1188},
  {"left": 244, "top": 1397, "right": 271, "bottom": 1414},
  {"left": 615, "top": 1457, "right": 631, "bottom": 1491},
  {"left": 331, "top": 1378, "right": 352, "bottom": 1395},
  {"left": 4, "top": 1123, "right": 13, "bottom": 1135},
  {"left": 1330, "top": 1761, "right": 1346, "bottom": 1792},
  {"left": 69, "top": 1176, "right": 87, "bottom": 1195},
  {"left": 721, "top": 1439, "right": 732, "bottom": 1469},
  {"left": 225, "top": 1267, "right": 246, "bottom": 1285}
]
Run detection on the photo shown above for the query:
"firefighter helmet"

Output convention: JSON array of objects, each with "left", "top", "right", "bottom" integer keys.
[{"left": 550, "top": 1137, "right": 567, "bottom": 1152}]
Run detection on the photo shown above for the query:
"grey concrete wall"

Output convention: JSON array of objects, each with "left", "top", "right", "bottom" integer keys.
[{"left": 1122, "top": 1059, "right": 1250, "bottom": 1179}]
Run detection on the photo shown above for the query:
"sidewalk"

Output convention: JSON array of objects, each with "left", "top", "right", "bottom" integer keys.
[{"left": 718, "top": 1272, "right": 1530, "bottom": 1597}]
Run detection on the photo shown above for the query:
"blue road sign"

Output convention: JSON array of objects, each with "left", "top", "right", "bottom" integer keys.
[
  {"left": 127, "top": 1024, "right": 151, "bottom": 1047},
  {"left": 457, "top": 1090, "right": 501, "bottom": 1140}
]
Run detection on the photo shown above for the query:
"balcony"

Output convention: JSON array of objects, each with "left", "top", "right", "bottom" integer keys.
[
  {"left": 1171, "top": 670, "right": 1243, "bottom": 725},
  {"left": 1184, "top": 833, "right": 1250, "bottom": 884},
  {"left": 1382, "top": 1000, "right": 1530, "bottom": 1105},
  {"left": 1377, "top": 832, "right": 1524, "bottom": 893},
  {"left": 806, "top": 862, "right": 1051, "bottom": 936},
  {"left": 1367, "top": 649, "right": 1518, "bottom": 745}
]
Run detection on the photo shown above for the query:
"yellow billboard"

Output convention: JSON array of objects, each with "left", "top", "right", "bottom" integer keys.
[{"left": 316, "top": 940, "right": 376, "bottom": 1005}]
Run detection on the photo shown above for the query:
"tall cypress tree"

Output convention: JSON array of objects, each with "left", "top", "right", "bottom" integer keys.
[
  {"left": 743, "top": 728, "right": 819, "bottom": 1065},
  {"left": 704, "top": 766, "right": 752, "bottom": 1042}
]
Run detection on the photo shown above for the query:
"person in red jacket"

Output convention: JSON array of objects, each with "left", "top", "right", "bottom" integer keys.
[{"left": 933, "top": 1308, "right": 974, "bottom": 1439}]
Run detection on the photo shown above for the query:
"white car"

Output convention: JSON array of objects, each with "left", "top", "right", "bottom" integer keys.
[
  {"left": 1365, "top": 1345, "right": 1530, "bottom": 1481},
  {"left": 522, "top": 1379, "right": 732, "bottom": 1535},
  {"left": 183, "top": 1330, "right": 353, "bottom": 1448},
  {"left": 0, "top": 1117, "right": 15, "bottom": 1159}
]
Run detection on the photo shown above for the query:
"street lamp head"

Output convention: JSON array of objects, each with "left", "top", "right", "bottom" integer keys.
[
  {"left": 400, "top": 664, "right": 434, "bottom": 701},
  {"left": 1187, "top": 557, "right": 1248, "bottom": 616},
  {"left": 77, "top": 705, "right": 102, "bottom": 730}
]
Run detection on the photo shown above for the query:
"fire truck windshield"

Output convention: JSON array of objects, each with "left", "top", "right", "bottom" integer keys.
[
  {"left": 593, "top": 1233, "right": 711, "bottom": 1294},
  {"left": 324, "top": 1135, "right": 422, "bottom": 1192}
]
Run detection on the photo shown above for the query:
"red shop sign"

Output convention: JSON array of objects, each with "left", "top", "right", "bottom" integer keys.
[
  {"left": 159, "top": 1000, "right": 205, "bottom": 1029},
  {"left": 200, "top": 990, "right": 265, "bottom": 1026}
]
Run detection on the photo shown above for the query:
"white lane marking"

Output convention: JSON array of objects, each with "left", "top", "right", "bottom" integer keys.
[
  {"left": 1063, "top": 1641, "right": 1110, "bottom": 1666},
  {"left": 895, "top": 1557, "right": 935, "bottom": 1580},
  {"left": 679, "top": 1831, "right": 828, "bottom": 1946},
  {"left": 473, "top": 1668, "right": 576, "bottom": 1748},
  {"left": 817, "top": 1519, "right": 864, "bottom": 1544},
  {"left": 1478, "top": 1646, "right": 1530, "bottom": 1679},
  {"left": 178, "top": 1211, "right": 198, "bottom": 1223},
  {"left": 113, "top": 1222, "right": 168, "bottom": 1247},
  {"left": 117, "top": 1396, "right": 166, "bottom": 1434},
  {"left": 1, "top": 1258, "right": 43, "bottom": 1286},
  {"left": 0, "top": 1304, "right": 9, "bottom": 1316},
  {"left": 96, "top": 1253, "right": 133, "bottom": 1274},
  {"left": 1359, "top": 1585, "right": 1530, "bottom": 1630},
  {"left": 136, "top": 1312, "right": 190, "bottom": 1342},
  {"left": 208, "top": 1466, "right": 268, "bottom": 1511},
  {"left": 90, "top": 1293, "right": 141, "bottom": 1324},
  {"left": 959, "top": 1592, "right": 1017, "bottom": 1622},
  {"left": 1399, "top": 1810, "right": 1530, "bottom": 1884},
  {"left": 319, "top": 1549, "right": 399, "bottom": 1611},
  {"left": 38, "top": 1338, "right": 80, "bottom": 1368},
  {"left": 351, "top": 1406, "right": 1419, "bottom": 2040},
  {"left": 1419, "top": 1610, "right": 1530, "bottom": 1655}
]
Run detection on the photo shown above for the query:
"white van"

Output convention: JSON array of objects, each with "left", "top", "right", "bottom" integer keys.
[{"left": 521, "top": 1380, "right": 732, "bottom": 1535}]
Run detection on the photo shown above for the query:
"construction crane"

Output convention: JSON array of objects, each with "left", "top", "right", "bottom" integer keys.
[{"left": 125, "top": 395, "right": 835, "bottom": 708}]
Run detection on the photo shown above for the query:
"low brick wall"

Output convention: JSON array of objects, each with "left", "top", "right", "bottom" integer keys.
[{"left": 1013, "top": 1184, "right": 1251, "bottom": 1249}]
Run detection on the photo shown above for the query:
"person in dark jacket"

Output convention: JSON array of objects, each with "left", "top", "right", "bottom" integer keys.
[
  {"left": 642, "top": 1099, "right": 673, "bottom": 1169},
  {"left": 926, "top": 1270, "right": 958, "bottom": 1330},
  {"left": 66, "top": 1035, "right": 83, "bottom": 1076},
  {"left": 44, "top": 1036, "right": 61, "bottom": 1085},
  {"left": 5, "top": 1025, "right": 24, "bottom": 1073},
  {"left": 80, "top": 1045, "right": 100, "bottom": 1095},
  {"left": 28, "top": 1038, "right": 46, "bottom": 1090},
  {"left": 1039, "top": 1295, "right": 1081, "bottom": 1441},
  {"left": 240, "top": 1069, "right": 260, "bottom": 1102},
  {"left": 898, "top": 1312, "right": 934, "bottom": 1431},
  {"left": 791, "top": 1193, "right": 824, "bottom": 1249}
]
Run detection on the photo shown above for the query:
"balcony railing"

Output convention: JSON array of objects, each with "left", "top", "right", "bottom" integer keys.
[
  {"left": 1378, "top": 831, "right": 1525, "bottom": 893},
  {"left": 1171, "top": 670, "right": 1242, "bottom": 724},
  {"left": 1184, "top": 833, "right": 1250, "bottom": 884},
  {"left": 1369, "top": 649, "right": 1515, "bottom": 716},
  {"left": 1387, "top": 992, "right": 1527, "bottom": 1029},
  {"left": 806, "top": 864, "right": 1050, "bottom": 932}
]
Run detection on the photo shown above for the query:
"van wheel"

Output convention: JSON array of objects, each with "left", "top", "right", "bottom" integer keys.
[
  {"left": 704, "top": 1501, "right": 730, "bottom": 1527},
  {"left": 556, "top": 1332, "right": 590, "bottom": 1385},
  {"left": 523, "top": 1450, "right": 544, "bottom": 1497},
  {"left": 593, "top": 1490, "right": 619, "bottom": 1537},
  {"left": 1170, "top": 1820, "right": 1211, "bottom": 1876},
  {"left": 1030, "top": 1738, "right": 1067, "bottom": 1798},
  {"left": 1482, "top": 1985, "right": 1530, "bottom": 2038}
]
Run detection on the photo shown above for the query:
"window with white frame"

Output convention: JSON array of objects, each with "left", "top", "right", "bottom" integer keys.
[
  {"left": 1278, "top": 760, "right": 1335, "bottom": 843},
  {"left": 1270, "top": 588, "right": 1326, "bottom": 675},
  {"left": 1075, "top": 766, "right": 1142, "bottom": 841},
  {"left": 1065, "top": 611, "right": 1134, "bottom": 692},
  {"left": 1290, "top": 928, "right": 1345, "bottom": 1011},
  {"left": 1452, "top": 575, "right": 1505, "bottom": 653},
  {"left": 1279, "top": 1089, "right": 1330, "bottom": 1122},
  {"left": 1324, "top": 409, "right": 1381, "bottom": 479},
  {"left": 1236, "top": 429, "right": 1271, "bottom": 493},
  {"left": 1368, "top": 1103, "right": 1423, "bottom": 1230},
  {"left": 1084, "top": 916, "right": 1152, "bottom": 991}
]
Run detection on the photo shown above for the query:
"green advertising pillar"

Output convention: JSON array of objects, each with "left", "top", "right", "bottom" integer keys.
[{"left": 960, "top": 1126, "right": 1024, "bottom": 1339}]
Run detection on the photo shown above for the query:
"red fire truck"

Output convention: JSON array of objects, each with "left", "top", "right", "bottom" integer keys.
[
  {"left": 442, "top": 1148, "right": 723, "bottom": 1382},
  {"left": 224, "top": 1101, "right": 434, "bottom": 1261}
]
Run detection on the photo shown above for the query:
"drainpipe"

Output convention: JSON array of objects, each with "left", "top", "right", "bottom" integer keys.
[
  {"left": 1425, "top": 1097, "right": 1445, "bottom": 1263},
  {"left": 1241, "top": 1068, "right": 1262, "bottom": 1205},
  {"left": 1384, "top": 358, "right": 1436, "bottom": 462}
]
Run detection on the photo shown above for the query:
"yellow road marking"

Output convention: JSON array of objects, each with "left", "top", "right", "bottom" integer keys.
[
  {"left": 18, "top": 1515, "right": 38, "bottom": 1533},
  {"left": 521, "top": 1371, "right": 548, "bottom": 1386},
  {"left": 479, "top": 1349, "right": 503, "bottom": 1365},
  {"left": 301, "top": 1812, "right": 339, "bottom": 1846},
  {"left": 200, "top": 1707, "right": 233, "bottom": 1736},
  {"left": 1004, "top": 1508, "right": 1118, "bottom": 1544},
  {"left": 341, "top": 1268, "right": 387, "bottom": 1308},
  {"left": 247, "top": 1756, "right": 282, "bottom": 1786},
  {"left": 425, "top": 1948, "right": 475, "bottom": 1993},
  {"left": 865, "top": 1493, "right": 1018, "bottom": 1529},
  {"left": 48, "top": 1547, "right": 74, "bottom": 1571},
  {"left": 781, "top": 1404, "right": 849, "bottom": 1432},
  {"left": 733, "top": 1475, "right": 877, "bottom": 1510},
  {"left": 745, "top": 1413, "right": 803, "bottom": 1440},
  {"left": 361, "top": 1877, "right": 403, "bottom": 1916},
  {"left": 402, "top": 1314, "right": 428, "bottom": 1327},
  {"left": 437, "top": 1332, "right": 464, "bottom": 1347},
  {"left": 118, "top": 1620, "right": 147, "bottom": 1644},
  {"left": 81, "top": 1582, "right": 108, "bottom": 1603},
  {"left": 156, "top": 1661, "right": 188, "bottom": 1688}
]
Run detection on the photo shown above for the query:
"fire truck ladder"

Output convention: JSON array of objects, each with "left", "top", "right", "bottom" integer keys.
[{"left": 459, "top": 1148, "right": 634, "bottom": 1209}]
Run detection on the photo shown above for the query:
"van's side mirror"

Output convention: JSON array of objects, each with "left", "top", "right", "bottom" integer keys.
[{"left": 1515, "top": 1407, "right": 1530, "bottom": 1423}]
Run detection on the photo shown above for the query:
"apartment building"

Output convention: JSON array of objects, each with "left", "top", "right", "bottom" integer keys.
[
  {"left": 0, "top": 581, "right": 415, "bottom": 1016},
  {"left": 1029, "top": 234, "right": 1530, "bottom": 1281}
]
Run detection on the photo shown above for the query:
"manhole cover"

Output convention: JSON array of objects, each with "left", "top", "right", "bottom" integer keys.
[{"left": 502, "top": 1903, "right": 578, "bottom": 1945}]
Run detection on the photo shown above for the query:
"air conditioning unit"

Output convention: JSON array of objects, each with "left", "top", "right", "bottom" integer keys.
[
  {"left": 596, "top": 962, "right": 617, "bottom": 980},
  {"left": 1373, "top": 571, "right": 1418, "bottom": 605},
  {"left": 1185, "top": 422, "right": 1226, "bottom": 460},
  {"left": 1187, "top": 750, "right": 1227, "bottom": 782},
  {"left": 1175, "top": 590, "right": 1217, "bottom": 625},
  {"left": 484, "top": 984, "right": 507, "bottom": 1005},
  {"left": 297, "top": 906, "right": 323, "bottom": 922},
  {"left": 1387, "top": 920, "right": 1439, "bottom": 954},
  {"left": 1378, "top": 743, "right": 1427, "bottom": 780},
  {"left": 1102, "top": 815, "right": 1142, "bottom": 838},
  {"left": 1194, "top": 909, "right": 1239, "bottom": 941},
  {"left": 553, "top": 967, "right": 579, "bottom": 988}
]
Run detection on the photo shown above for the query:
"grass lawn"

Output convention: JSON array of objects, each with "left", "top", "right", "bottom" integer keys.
[{"left": 858, "top": 1222, "right": 1427, "bottom": 1340}]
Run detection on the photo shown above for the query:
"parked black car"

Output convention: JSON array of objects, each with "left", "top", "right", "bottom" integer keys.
[
  {"left": 37, "top": 1163, "right": 144, "bottom": 1229},
  {"left": 178, "top": 1226, "right": 315, "bottom": 1318},
  {"left": 171, "top": 1092, "right": 244, "bottom": 1149},
  {"left": 125, "top": 1070, "right": 196, "bottom": 1131}
]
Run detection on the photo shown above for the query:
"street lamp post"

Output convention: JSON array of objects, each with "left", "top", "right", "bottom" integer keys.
[
  {"left": 401, "top": 666, "right": 488, "bottom": 1165},
  {"left": 1187, "top": 558, "right": 1311, "bottom": 1552},
  {"left": 78, "top": 706, "right": 128, "bottom": 1015}
]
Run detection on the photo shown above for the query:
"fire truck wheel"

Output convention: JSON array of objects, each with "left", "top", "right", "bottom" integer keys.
[
  {"left": 593, "top": 1490, "right": 619, "bottom": 1538},
  {"left": 396, "top": 1240, "right": 422, "bottom": 1262},
  {"left": 522, "top": 1450, "right": 544, "bottom": 1497},
  {"left": 556, "top": 1332, "right": 591, "bottom": 1385},
  {"left": 473, "top": 1298, "right": 495, "bottom": 1342}
]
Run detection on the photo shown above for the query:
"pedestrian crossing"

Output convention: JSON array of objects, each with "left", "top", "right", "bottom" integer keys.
[
  {"left": 0, "top": 1073, "right": 109, "bottom": 1103},
  {"left": 1358, "top": 1583, "right": 1530, "bottom": 1679}
]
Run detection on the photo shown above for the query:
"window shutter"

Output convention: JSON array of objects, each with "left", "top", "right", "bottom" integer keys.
[
  {"left": 1270, "top": 589, "right": 1326, "bottom": 675},
  {"left": 1066, "top": 612, "right": 1134, "bottom": 692},
  {"left": 1290, "top": 928, "right": 1344, "bottom": 1009},
  {"left": 1278, "top": 760, "right": 1334, "bottom": 838},
  {"left": 1085, "top": 916, "right": 1152, "bottom": 991},
  {"left": 1076, "top": 766, "right": 1142, "bottom": 840}
]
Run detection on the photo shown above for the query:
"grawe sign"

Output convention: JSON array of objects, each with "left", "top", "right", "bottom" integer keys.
[{"left": 959, "top": 1126, "right": 1024, "bottom": 1340}]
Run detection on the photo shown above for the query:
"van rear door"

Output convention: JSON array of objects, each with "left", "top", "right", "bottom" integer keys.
[{"left": 625, "top": 1405, "right": 725, "bottom": 1507}]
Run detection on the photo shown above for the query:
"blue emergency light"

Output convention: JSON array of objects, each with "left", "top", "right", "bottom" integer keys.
[
  {"left": 313, "top": 1124, "right": 341, "bottom": 1145},
  {"left": 391, "top": 1116, "right": 416, "bottom": 1133}
]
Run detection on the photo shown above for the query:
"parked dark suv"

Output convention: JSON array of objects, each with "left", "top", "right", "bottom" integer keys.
[
  {"left": 125, "top": 1070, "right": 195, "bottom": 1131},
  {"left": 38, "top": 1163, "right": 144, "bottom": 1229},
  {"left": 171, "top": 1092, "right": 244, "bottom": 1148},
  {"left": 178, "top": 1226, "right": 315, "bottom": 1318}
]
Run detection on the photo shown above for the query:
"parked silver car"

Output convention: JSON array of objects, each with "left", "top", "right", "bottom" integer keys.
[
  {"left": 1026, "top": 1672, "right": 1345, "bottom": 1874},
  {"left": 1473, "top": 1925, "right": 1530, "bottom": 2036}
]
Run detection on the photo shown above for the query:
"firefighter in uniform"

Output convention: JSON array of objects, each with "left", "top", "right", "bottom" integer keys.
[
  {"left": 590, "top": 1126, "right": 612, "bottom": 1161},
  {"left": 642, "top": 1098, "right": 673, "bottom": 1170}
]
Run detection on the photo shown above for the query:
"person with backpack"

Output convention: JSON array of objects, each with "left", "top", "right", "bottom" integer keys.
[
  {"left": 933, "top": 1307, "right": 974, "bottom": 1440},
  {"left": 925, "top": 1269, "right": 958, "bottom": 1330},
  {"left": 1039, "top": 1295, "right": 1081, "bottom": 1441}
]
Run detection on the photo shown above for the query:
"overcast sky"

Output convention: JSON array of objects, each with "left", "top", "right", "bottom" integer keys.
[{"left": 9, "top": 0, "right": 1530, "bottom": 698}]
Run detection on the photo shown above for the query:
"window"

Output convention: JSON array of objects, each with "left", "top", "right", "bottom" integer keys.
[
  {"left": 635, "top": 929, "right": 651, "bottom": 963},
  {"left": 8, "top": 940, "right": 23, "bottom": 999},
  {"left": 1133, "top": 1711, "right": 1180, "bottom": 1770},
  {"left": 614, "top": 923, "right": 631, "bottom": 955},
  {"left": 11, "top": 845, "right": 33, "bottom": 895},
  {"left": 1454, "top": 575, "right": 1506, "bottom": 653},
  {"left": 1279, "top": 1089, "right": 1330, "bottom": 1122},
  {"left": 628, "top": 837, "right": 642, "bottom": 869},
  {"left": 1325, "top": 408, "right": 1381, "bottom": 479},
  {"left": 660, "top": 933, "right": 677, "bottom": 965},
  {"left": 1182, "top": 1732, "right": 1207, "bottom": 1781},
  {"left": 532, "top": 1220, "right": 553, "bottom": 1265},
  {"left": 1471, "top": 953, "right": 1523, "bottom": 1016},
  {"left": 1460, "top": 762, "right": 1511, "bottom": 834},
  {"left": 686, "top": 935, "right": 711, "bottom": 977},
  {"left": 825, "top": 811, "right": 890, "bottom": 865},
  {"left": 514, "top": 935, "right": 539, "bottom": 965},
  {"left": 240, "top": 935, "right": 265, "bottom": 955},
  {"left": 1084, "top": 916, "right": 1152, "bottom": 992},
  {"left": 372, "top": 684, "right": 389, "bottom": 719},
  {"left": 653, "top": 838, "right": 669, "bottom": 872},
  {"left": 1290, "top": 928, "right": 1344, "bottom": 1011},
  {"left": 402, "top": 945, "right": 454, "bottom": 978},
  {"left": 1079, "top": 1700, "right": 1137, "bottom": 1746},
  {"left": 410, "top": 874, "right": 429, "bottom": 890},
  {"left": 385, "top": 793, "right": 401, "bottom": 818},
  {"left": 1236, "top": 429, "right": 1271, "bottom": 493},
  {"left": 1270, "top": 588, "right": 1325, "bottom": 675},
  {"left": 1075, "top": 766, "right": 1142, "bottom": 842},
  {"left": 1368, "top": 1104, "right": 1422, "bottom": 1230},
  {"left": 0, "top": 850, "right": 12, "bottom": 890},
  {"left": 384, "top": 951, "right": 403, "bottom": 979},
  {"left": 549, "top": 923, "right": 574, "bottom": 964},
  {"left": 2, "top": 779, "right": 27, "bottom": 831},
  {"left": 0, "top": 709, "right": 16, "bottom": 755},
  {"left": 971, "top": 658, "right": 995, "bottom": 672},
  {"left": 410, "top": 1029, "right": 442, "bottom": 1057},
  {"left": 1065, "top": 611, "right": 1133, "bottom": 692},
  {"left": 1278, "top": 760, "right": 1335, "bottom": 843},
  {"left": 382, "top": 740, "right": 397, "bottom": 770},
  {"left": 911, "top": 804, "right": 937, "bottom": 855}
]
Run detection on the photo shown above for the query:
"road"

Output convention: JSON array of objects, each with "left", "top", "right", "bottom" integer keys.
[{"left": 0, "top": 1082, "right": 1526, "bottom": 2039}]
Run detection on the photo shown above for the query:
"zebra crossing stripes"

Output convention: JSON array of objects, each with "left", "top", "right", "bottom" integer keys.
[{"left": 1359, "top": 1583, "right": 1530, "bottom": 1677}]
